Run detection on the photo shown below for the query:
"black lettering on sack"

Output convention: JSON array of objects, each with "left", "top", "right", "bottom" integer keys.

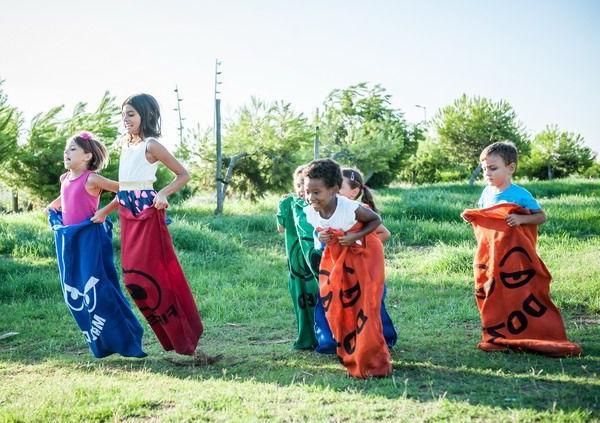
[
  {"left": 147, "top": 304, "right": 178, "bottom": 326},
  {"left": 319, "top": 269, "right": 331, "bottom": 285},
  {"left": 123, "top": 268, "right": 162, "bottom": 312},
  {"left": 522, "top": 293, "right": 547, "bottom": 318},
  {"left": 498, "top": 247, "right": 536, "bottom": 289},
  {"left": 340, "top": 282, "right": 361, "bottom": 308},
  {"left": 507, "top": 310, "right": 528, "bottom": 334},
  {"left": 343, "top": 330, "right": 357, "bottom": 355},
  {"left": 485, "top": 322, "right": 507, "bottom": 341},
  {"left": 356, "top": 309, "right": 368, "bottom": 334},
  {"left": 485, "top": 293, "right": 550, "bottom": 340},
  {"left": 147, "top": 313, "right": 161, "bottom": 326},
  {"left": 500, "top": 269, "right": 535, "bottom": 289}
]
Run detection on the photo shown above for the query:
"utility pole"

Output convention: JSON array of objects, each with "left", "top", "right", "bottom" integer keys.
[
  {"left": 313, "top": 108, "right": 320, "bottom": 160},
  {"left": 214, "top": 59, "right": 224, "bottom": 215},
  {"left": 173, "top": 85, "right": 185, "bottom": 145}
]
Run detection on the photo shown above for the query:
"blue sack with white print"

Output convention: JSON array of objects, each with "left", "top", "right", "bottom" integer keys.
[{"left": 49, "top": 209, "right": 146, "bottom": 358}]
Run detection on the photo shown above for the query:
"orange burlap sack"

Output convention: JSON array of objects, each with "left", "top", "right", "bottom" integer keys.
[
  {"left": 318, "top": 224, "right": 392, "bottom": 377},
  {"left": 462, "top": 203, "right": 581, "bottom": 357}
]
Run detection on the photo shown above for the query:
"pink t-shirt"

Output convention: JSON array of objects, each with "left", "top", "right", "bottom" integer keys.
[{"left": 60, "top": 170, "right": 100, "bottom": 225}]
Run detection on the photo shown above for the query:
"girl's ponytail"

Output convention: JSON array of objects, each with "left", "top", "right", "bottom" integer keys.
[
  {"left": 342, "top": 168, "right": 379, "bottom": 213},
  {"left": 360, "top": 185, "right": 378, "bottom": 214}
]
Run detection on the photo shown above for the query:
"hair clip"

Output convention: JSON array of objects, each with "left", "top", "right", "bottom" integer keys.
[
  {"left": 350, "top": 171, "right": 355, "bottom": 181},
  {"left": 79, "top": 131, "right": 92, "bottom": 141}
]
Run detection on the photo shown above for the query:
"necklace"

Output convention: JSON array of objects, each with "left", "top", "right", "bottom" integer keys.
[{"left": 126, "top": 133, "right": 143, "bottom": 146}]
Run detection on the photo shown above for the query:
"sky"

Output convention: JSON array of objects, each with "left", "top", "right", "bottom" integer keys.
[{"left": 1, "top": 0, "right": 599, "bottom": 154}]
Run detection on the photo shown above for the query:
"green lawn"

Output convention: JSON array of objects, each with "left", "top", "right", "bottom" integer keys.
[{"left": 1, "top": 179, "right": 599, "bottom": 422}]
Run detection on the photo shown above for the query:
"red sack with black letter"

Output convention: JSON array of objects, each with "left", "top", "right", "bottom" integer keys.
[
  {"left": 318, "top": 224, "right": 392, "bottom": 378},
  {"left": 462, "top": 203, "right": 581, "bottom": 357},
  {"left": 119, "top": 206, "right": 203, "bottom": 355}
]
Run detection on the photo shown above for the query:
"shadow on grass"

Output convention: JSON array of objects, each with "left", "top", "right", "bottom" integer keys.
[
  {"left": 2, "top": 276, "right": 598, "bottom": 418},
  {"left": 3, "top": 334, "right": 598, "bottom": 417}
]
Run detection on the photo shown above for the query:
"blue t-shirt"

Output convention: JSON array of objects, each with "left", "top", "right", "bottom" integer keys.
[{"left": 477, "top": 184, "right": 541, "bottom": 211}]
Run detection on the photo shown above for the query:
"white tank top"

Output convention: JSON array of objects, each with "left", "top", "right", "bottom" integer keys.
[{"left": 119, "top": 139, "right": 158, "bottom": 189}]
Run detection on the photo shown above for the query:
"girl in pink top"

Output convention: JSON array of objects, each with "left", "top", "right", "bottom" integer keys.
[{"left": 47, "top": 132, "right": 118, "bottom": 224}]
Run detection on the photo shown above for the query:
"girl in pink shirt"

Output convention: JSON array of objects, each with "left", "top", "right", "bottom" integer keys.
[{"left": 47, "top": 132, "right": 117, "bottom": 223}]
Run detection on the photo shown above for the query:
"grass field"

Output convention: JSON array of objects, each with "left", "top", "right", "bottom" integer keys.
[{"left": 1, "top": 179, "right": 599, "bottom": 422}]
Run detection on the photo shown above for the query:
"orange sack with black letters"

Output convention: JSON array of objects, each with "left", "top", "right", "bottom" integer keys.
[
  {"left": 318, "top": 224, "right": 392, "bottom": 378},
  {"left": 461, "top": 203, "right": 581, "bottom": 357}
]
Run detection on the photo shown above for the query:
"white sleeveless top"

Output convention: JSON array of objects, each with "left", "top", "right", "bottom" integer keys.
[
  {"left": 304, "top": 195, "right": 361, "bottom": 250},
  {"left": 304, "top": 195, "right": 359, "bottom": 231},
  {"left": 119, "top": 139, "right": 158, "bottom": 190}
]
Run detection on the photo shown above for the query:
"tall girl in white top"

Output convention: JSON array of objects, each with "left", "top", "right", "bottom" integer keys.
[
  {"left": 92, "top": 94, "right": 215, "bottom": 361},
  {"left": 93, "top": 93, "right": 188, "bottom": 220}
]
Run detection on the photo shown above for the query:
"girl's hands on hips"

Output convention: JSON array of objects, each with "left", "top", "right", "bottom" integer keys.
[{"left": 153, "top": 191, "right": 169, "bottom": 210}]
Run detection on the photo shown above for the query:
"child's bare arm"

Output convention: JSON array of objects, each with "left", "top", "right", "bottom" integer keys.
[
  {"left": 90, "top": 197, "right": 120, "bottom": 223},
  {"left": 87, "top": 173, "right": 119, "bottom": 196},
  {"left": 147, "top": 139, "right": 189, "bottom": 209},
  {"left": 375, "top": 224, "right": 391, "bottom": 243},
  {"left": 506, "top": 209, "right": 546, "bottom": 227},
  {"left": 337, "top": 205, "right": 381, "bottom": 246},
  {"left": 47, "top": 196, "right": 61, "bottom": 211}
]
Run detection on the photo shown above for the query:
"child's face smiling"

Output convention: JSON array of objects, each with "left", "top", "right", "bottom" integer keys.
[
  {"left": 122, "top": 104, "right": 142, "bottom": 136},
  {"left": 305, "top": 177, "right": 338, "bottom": 215},
  {"left": 481, "top": 153, "right": 515, "bottom": 191}
]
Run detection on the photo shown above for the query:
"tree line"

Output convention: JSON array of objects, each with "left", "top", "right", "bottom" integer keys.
[{"left": 1, "top": 79, "right": 598, "bottom": 211}]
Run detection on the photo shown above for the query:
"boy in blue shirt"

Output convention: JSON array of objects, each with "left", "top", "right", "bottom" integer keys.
[
  {"left": 463, "top": 141, "right": 582, "bottom": 357},
  {"left": 478, "top": 141, "right": 546, "bottom": 227}
]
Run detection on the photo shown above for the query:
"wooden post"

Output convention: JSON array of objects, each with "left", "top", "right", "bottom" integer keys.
[
  {"left": 215, "top": 98, "right": 223, "bottom": 214},
  {"left": 11, "top": 189, "right": 18, "bottom": 213},
  {"left": 214, "top": 59, "right": 224, "bottom": 214},
  {"left": 468, "top": 163, "right": 482, "bottom": 186}
]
